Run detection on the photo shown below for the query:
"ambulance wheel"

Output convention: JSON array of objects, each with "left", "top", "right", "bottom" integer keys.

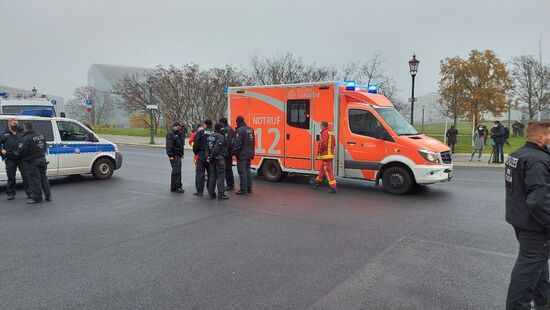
[
  {"left": 261, "top": 160, "right": 282, "bottom": 182},
  {"left": 92, "top": 158, "right": 114, "bottom": 180},
  {"left": 382, "top": 166, "right": 413, "bottom": 195}
]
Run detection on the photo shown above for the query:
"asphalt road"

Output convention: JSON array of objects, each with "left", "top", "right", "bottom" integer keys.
[{"left": 0, "top": 146, "right": 517, "bottom": 310}]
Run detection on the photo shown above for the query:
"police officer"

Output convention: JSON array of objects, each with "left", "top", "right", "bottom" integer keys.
[
  {"left": 505, "top": 121, "right": 550, "bottom": 310},
  {"left": 192, "top": 119, "right": 213, "bottom": 196},
  {"left": 2, "top": 122, "right": 51, "bottom": 204},
  {"left": 233, "top": 116, "right": 255, "bottom": 195},
  {"left": 166, "top": 122, "right": 185, "bottom": 193},
  {"left": 219, "top": 117, "right": 235, "bottom": 190},
  {"left": 0, "top": 119, "right": 31, "bottom": 200},
  {"left": 206, "top": 123, "right": 229, "bottom": 200}
]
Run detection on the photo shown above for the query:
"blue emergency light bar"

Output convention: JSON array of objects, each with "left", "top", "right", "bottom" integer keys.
[
  {"left": 367, "top": 84, "right": 379, "bottom": 94},
  {"left": 20, "top": 109, "right": 54, "bottom": 117},
  {"left": 345, "top": 80, "right": 356, "bottom": 90}
]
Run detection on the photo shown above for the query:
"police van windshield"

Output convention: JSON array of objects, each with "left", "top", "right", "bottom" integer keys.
[
  {"left": 1, "top": 105, "right": 56, "bottom": 116},
  {"left": 374, "top": 107, "right": 418, "bottom": 136}
]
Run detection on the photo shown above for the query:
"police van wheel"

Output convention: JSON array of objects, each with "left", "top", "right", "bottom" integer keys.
[
  {"left": 382, "top": 166, "right": 413, "bottom": 195},
  {"left": 92, "top": 158, "right": 114, "bottom": 180},
  {"left": 262, "top": 160, "right": 282, "bottom": 182}
]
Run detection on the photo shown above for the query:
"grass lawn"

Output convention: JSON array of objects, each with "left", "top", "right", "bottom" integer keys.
[{"left": 93, "top": 127, "right": 168, "bottom": 137}]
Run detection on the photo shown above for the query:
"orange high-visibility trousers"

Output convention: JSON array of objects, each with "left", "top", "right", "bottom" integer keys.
[{"left": 315, "top": 159, "right": 337, "bottom": 189}]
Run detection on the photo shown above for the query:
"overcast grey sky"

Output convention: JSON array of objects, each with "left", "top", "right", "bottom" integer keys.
[{"left": 1, "top": 0, "right": 548, "bottom": 100}]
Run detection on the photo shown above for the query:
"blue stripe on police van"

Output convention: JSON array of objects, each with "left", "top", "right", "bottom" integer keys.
[{"left": 47, "top": 143, "right": 115, "bottom": 155}]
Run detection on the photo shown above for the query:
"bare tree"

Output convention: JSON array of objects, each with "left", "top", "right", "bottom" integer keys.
[
  {"left": 66, "top": 86, "right": 114, "bottom": 125},
  {"left": 511, "top": 55, "right": 549, "bottom": 120},
  {"left": 250, "top": 52, "right": 337, "bottom": 85},
  {"left": 113, "top": 72, "right": 161, "bottom": 135}
]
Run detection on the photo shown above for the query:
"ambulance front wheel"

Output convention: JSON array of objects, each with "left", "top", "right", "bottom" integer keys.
[
  {"left": 261, "top": 160, "right": 283, "bottom": 182},
  {"left": 382, "top": 166, "right": 414, "bottom": 195},
  {"left": 92, "top": 158, "right": 115, "bottom": 180}
]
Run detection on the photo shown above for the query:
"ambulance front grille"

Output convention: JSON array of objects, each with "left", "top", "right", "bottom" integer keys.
[{"left": 440, "top": 151, "right": 452, "bottom": 164}]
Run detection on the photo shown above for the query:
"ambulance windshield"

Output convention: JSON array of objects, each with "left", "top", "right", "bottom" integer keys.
[{"left": 375, "top": 107, "right": 418, "bottom": 136}]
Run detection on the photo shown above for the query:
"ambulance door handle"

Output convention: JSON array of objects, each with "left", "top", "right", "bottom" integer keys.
[
  {"left": 286, "top": 134, "right": 290, "bottom": 140},
  {"left": 347, "top": 141, "right": 356, "bottom": 145}
]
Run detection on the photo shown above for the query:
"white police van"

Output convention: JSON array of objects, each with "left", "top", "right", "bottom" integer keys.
[{"left": 0, "top": 114, "right": 122, "bottom": 181}]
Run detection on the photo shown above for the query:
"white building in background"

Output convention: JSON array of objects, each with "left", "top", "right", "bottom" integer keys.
[
  {"left": 87, "top": 64, "right": 151, "bottom": 126},
  {"left": 0, "top": 85, "right": 65, "bottom": 112},
  {"left": 413, "top": 92, "right": 526, "bottom": 123}
]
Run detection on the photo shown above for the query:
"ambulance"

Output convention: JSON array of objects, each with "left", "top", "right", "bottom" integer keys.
[{"left": 227, "top": 81, "right": 453, "bottom": 194}]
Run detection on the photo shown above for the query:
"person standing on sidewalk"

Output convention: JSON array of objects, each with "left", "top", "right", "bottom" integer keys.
[
  {"left": 505, "top": 121, "right": 550, "bottom": 310},
  {"left": 446, "top": 125, "right": 458, "bottom": 154},
  {"left": 491, "top": 121, "right": 506, "bottom": 164},
  {"left": 166, "top": 122, "right": 185, "bottom": 193},
  {"left": 0, "top": 119, "right": 31, "bottom": 200},
  {"left": 219, "top": 117, "right": 235, "bottom": 191},
  {"left": 469, "top": 125, "right": 485, "bottom": 161},
  {"left": 233, "top": 116, "right": 255, "bottom": 196},
  {"left": 311, "top": 121, "right": 337, "bottom": 193}
]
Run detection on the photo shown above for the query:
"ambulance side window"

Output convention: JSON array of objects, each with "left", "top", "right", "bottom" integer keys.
[
  {"left": 287, "top": 99, "right": 310, "bottom": 129},
  {"left": 349, "top": 109, "right": 385, "bottom": 139}
]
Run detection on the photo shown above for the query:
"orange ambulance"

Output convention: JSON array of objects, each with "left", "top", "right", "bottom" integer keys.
[{"left": 227, "top": 81, "right": 453, "bottom": 194}]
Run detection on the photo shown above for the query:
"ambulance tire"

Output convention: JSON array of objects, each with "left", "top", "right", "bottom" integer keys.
[
  {"left": 382, "top": 166, "right": 413, "bottom": 195},
  {"left": 92, "top": 158, "right": 115, "bottom": 180},
  {"left": 261, "top": 160, "right": 283, "bottom": 182}
]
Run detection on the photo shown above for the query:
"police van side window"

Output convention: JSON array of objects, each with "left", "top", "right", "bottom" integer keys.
[
  {"left": 0, "top": 120, "right": 6, "bottom": 131},
  {"left": 31, "top": 120, "right": 55, "bottom": 142},
  {"left": 287, "top": 99, "right": 310, "bottom": 129},
  {"left": 57, "top": 121, "right": 92, "bottom": 142},
  {"left": 349, "top": 109, "right": 385, "bottom": 139}
]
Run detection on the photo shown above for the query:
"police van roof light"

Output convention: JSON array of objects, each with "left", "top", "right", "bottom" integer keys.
[{"left": 20, "top": 109, "right": 54, "bottom": 117}]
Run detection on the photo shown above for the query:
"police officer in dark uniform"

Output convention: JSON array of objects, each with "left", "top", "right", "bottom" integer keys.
[
  {"left": 505, "top": 121, "right": 550, "bottom": 310},
  {"left": 0, "top": 119, "right": 31, "bottom": 200},
  {"left": 206, "top": 123, "right": 229, "bottom": 200},
  {"left": 166, "top": 122, "right": 185, "bottom": 193},
  {"left": 2, "top": 122, "right": 51, "bottom": 204},
  {"left": 233, "top": 116, "right": 255, "bottom": 195},
  {"left": 192, "top": 119, "right": 213, "bottom": 196},
  {"left": 219, "top": 117, "right": 235, "bottom": 190}
]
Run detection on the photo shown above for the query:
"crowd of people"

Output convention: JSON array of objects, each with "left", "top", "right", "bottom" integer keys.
[
  {"left": 445, "top": 121, "right": 512, "bottom": 164},
  {"left": 165, "top": 116, "right": 256, "bottom": 200},
  {"left": 0, "top": 119, "right": 51, "bottom": 203}
]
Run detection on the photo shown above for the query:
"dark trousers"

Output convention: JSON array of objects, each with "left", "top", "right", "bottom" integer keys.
[
  {"left": 224, "top": 154, "right": 234, "bottom": 188},
  {"left": 195, "top": 156, "right": 209, "bottom": 193},
  {"left": 448, "top": 141, "right": 456, "bottom": 154},
  {"left": 506, "top": 228, "right": 550, "bottom": 310},
  {"left": 27, "top": 158, "right": 51, "bottom": 201},
  {"left": 5, "top": 158, "right": 31, "bottom": 197},
  {"left": 169, "top": 156, "right": 182, "bottom": 190},
  {"left": 494, "top": 143, "right": 505, "bottom": 163},
  {"left": 208, "top": 158, "right": 226, "bottom": 196},
  {"left": 237, "top": 159, "right": 252, "bottom": 192}
]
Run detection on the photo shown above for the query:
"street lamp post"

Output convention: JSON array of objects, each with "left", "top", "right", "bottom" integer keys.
[
  {"left": 408, "top": 54, "right": 420, "bottom": 125},
  {"left": 421, "top": 105, "right": 425, "bottom": 133}
]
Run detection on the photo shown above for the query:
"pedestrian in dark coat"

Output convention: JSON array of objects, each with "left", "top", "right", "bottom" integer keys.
[
  {"left": 0, "top": 119, "right": 31, "bottom": 200},
  {"left": 166, "top": 122, "right": 185, "bottom": 193},
  {"left": 505, "top": 121, "right": 550, "bottom": 309},
  {"left": 206, "top": 123, "right": 229, "bottom": 200},
  {"left": 219, "top": 117, "right": 235, "bottom": 190},
  {"left": 446, "top": 125, "right": 458, "bottom": 154},
  {"left": 233, "top": 116, "right": 255, "bottom": 195},
  {"left": 491, "top": 121, "right": 506, "bottom": 164}
]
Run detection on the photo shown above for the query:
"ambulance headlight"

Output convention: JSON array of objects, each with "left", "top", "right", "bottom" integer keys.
[{"left": 418, "top": 150, "right": 440, "bottom": 163}]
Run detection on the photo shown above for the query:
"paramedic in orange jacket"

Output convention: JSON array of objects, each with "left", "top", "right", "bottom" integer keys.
[{"left": 313, "top": 121, "right": 337, "bottom": 193}]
